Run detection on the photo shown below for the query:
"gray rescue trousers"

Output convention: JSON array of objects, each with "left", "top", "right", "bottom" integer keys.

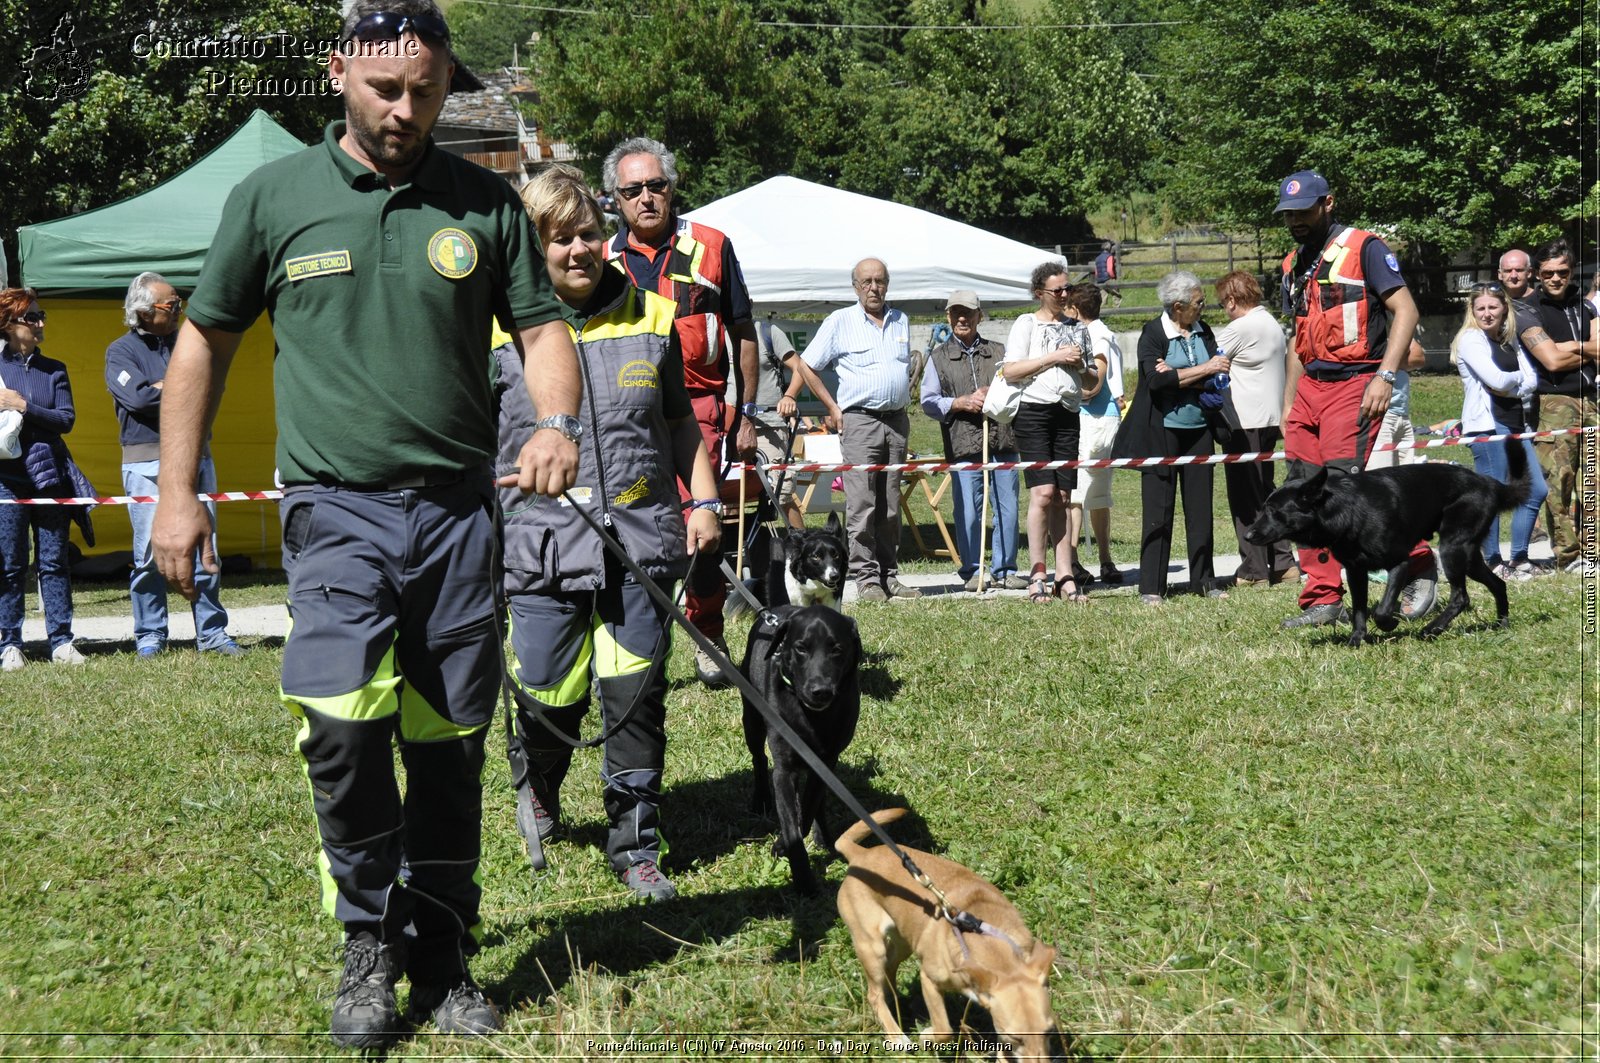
[
  {"left": 278, "top": 476, "right": 498, "bottom": 981},
  {"left": 504, "top": 562, "right": 670, "bottom": 872}
]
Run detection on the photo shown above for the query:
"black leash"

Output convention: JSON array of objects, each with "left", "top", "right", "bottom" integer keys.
[
  {"left": 562, "top": 489, "right": 961, "bottom": 911},
  {"left": 493, "top": 510, "right": 696, "bottom": 752}
]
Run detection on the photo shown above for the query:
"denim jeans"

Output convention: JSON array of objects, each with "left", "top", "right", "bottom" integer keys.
[
  {"left": 950, "top": 457, "right": 1019, "bottom": 579},
  {"left": 1467, "top": 424, "right": 1548, "bottom": 565},
  {"left": 124, "top": 457, "right": 231, "bottom": 650},
  {"left": 0, "top": 474, "right": 74, "bottom": 651}
]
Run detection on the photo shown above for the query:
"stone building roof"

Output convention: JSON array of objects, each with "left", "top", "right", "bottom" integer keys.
[{"left": 439, "top": 69, "right": 534, "bottom": 133}]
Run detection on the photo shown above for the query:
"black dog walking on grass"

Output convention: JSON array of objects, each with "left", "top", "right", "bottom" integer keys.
[
  {"left": 741, "top": 603, "right": 862, "bottom": 893},
  {"left": 1246, "top": 438, "right": 1531, "bottom": 647}
]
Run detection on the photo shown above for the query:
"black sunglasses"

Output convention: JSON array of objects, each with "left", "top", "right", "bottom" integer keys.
[
  {"left": 343, "top": 11, "right": 451, "bottom": 44},
  {"left": 19, "top": 311, "right": 46, "bottom": 325},
  {"left": 616, "top": 178, "right": 670, "bottom": 202}
]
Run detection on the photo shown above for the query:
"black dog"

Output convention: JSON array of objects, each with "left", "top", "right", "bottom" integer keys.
[
  {"left": 741, "top": 603, "right": 862, "bottom": 893},
  {"left": 768, "top": 511, "right": 847, "bottom": 610},
  {"left": 1246, "top": 438, "right": 1530, "bottom": 646}
]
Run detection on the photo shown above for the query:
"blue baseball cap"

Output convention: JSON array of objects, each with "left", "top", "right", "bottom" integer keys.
[{"left": 1274, "top": 170, "right": 1330, "bottom": 212}]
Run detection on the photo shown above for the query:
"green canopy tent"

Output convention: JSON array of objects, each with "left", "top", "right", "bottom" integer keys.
[
  {"left": 16, "top": 109, "right": 306, "bottom": 567},
  {"left": 20, "top": 109, "right": 306, "bottom": 293}
]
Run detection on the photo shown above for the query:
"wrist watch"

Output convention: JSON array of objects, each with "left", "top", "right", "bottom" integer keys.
[
  {"left": 533, "top": 413, "right": 583, "bottom": 443},
  {"left": 1376, "top": 369, "right": 1397, "bottom": 384},
  {"left": 689, "top": 498, "right": 724, "bottom": 515},
  {"left": 740, "top": 401, "right": 759, "bottom": 418}
]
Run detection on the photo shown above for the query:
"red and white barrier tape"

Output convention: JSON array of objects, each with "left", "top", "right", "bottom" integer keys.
[{"left": 1, "top": 426, "right": 1592, "bottom": 506}]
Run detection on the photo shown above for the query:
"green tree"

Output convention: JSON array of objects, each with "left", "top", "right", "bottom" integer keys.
[
  {"left": 446, "top": 0, "right": 542, "bottom": 73},
  {"left": 3, "top": 0, "right": 341, "bottom": 280},
  {"left": 790, "top": 0, "right": 1159, "bottom": 243},
  {"left": 1155, "top": 0, "right": 1595, "bottom": 264},
  {"left": 526, "top": 0, "right": 789, "bottom": 206}
]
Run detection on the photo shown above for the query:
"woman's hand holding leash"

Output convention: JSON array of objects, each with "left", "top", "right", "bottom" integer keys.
[{"left": 686, "top": 508, "right": 721, "bottom": 554}]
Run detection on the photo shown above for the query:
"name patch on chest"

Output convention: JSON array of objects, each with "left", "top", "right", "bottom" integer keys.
[
  {"left": 428, "top": 228, "right": 478, "bottom": 279},
  {"left": 285, "top": 250, "right": 353, "bottom": 282}
]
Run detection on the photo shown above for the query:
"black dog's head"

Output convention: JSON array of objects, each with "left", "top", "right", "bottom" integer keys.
[
  {"left": 766, "top": 604, "right": 860, "bottom": 711},
  {"left": 1245, "top": 467, "right": 1330, "bottom": 545},
  {"left": 785, "top": 511, "right": 847, "bottom": 595}
]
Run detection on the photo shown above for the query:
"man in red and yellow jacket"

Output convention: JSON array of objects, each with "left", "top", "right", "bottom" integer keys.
[
  {"left": 1275, "top": 169, "right": 1437, "bottom": 630},
  {"left": 604, "top": 137, "right": 758, "bottom": 686}
]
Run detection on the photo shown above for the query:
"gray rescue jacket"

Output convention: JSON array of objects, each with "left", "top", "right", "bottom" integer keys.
[{"left": 496, "top": 275, "right": 688, "bottom": 594}]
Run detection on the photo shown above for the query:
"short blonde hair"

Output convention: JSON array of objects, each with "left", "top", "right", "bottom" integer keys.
[{"left": 520, "top": 164, "right": 605, "bottom": 243}]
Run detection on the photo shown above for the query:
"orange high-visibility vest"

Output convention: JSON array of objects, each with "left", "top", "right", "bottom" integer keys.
[
  {"left": 613, "top": 219, "right": 734, "bottom": 393},
  {"left": 1281, "top": 226, "right": 1381, "bottom": 366}
]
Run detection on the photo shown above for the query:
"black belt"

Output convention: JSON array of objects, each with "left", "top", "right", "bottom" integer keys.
[
  {"left": 1302, "top": 364, "right": 1378, "bottom": 382},
  {"left": 842, "top": 405, "right": 904, "bottom": 416},
  {"left": 321, "top": 469, "right": 472, "bottom": 493}
]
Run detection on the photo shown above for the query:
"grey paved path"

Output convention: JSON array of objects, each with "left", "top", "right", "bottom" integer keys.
[{"left": 26, "top": 540, "right": 1555, "bottom": 650}]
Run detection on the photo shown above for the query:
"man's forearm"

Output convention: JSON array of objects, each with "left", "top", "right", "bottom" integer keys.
[
  {"left": 159, "top": 322, "right": 240, "bottom": 491},
  {"left": 518, "top": 319, "right": 582, "bottom": 419},
  {"left": 1379, "top": 287, "right": 1420, "bottom": 373},
  {"left": 733, "top": 325, "right": 758, "bottom": 405},
  {"left": 783, "top": 354, "right": 838, "bottom": 410}
]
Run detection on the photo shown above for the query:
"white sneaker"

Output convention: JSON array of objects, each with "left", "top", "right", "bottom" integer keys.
[
  {"left": 0, "top": 645, "right": 23, "bottom": 672},
  {"left": 51, "top": 642, "right": 86, "bottom": 666}
]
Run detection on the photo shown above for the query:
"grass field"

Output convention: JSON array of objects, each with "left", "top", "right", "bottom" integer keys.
[{"left": 1, "top": 381, "right": 1594, "bottom": 1061}]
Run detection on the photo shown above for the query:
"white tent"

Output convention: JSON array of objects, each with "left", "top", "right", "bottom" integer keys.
[{"left": 682, "top": 175, "right": 1052, "bottom": 314}]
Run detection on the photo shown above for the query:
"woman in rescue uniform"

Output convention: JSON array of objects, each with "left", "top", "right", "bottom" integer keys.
[{"left": 495, "top": 165, "right": 720, "bottom": 902}]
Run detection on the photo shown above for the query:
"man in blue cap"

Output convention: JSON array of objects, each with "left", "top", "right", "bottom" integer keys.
[{"left": 1274, "top": 170, "right": 1437, "bottom": 630}]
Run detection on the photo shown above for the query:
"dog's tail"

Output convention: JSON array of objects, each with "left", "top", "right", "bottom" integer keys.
[
  {"left": 834, "top": 808, "right": 909, "bottom": 863},
  {"left": 1497, "top": 435, "right": 1533, "bottom": 510}
]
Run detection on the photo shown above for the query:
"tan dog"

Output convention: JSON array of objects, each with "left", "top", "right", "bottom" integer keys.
[{"left": 835, "top": 810, "right": 1058, "bottom": 1060}]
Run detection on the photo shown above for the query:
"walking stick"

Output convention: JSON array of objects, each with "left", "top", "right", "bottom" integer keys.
[
  {"left": 736, "top": 460, "right": 748, "bottom": 578},
  {"left": 978, "top": 420, "right": 991, "bottom": 594}
]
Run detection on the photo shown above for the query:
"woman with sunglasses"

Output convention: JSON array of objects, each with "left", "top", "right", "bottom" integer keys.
[
  {"left": 1450, "top": 282, "right": 1548, "bottom": 579},
  {"left": 1112, "top": 270, "right": 1229, "bottom": 604},
  {"left": 1002, "top": 261, "right": 1096, "bottom": 602},
  {"left": 0, "top": 288, "right": 87, "bottom": 669}
]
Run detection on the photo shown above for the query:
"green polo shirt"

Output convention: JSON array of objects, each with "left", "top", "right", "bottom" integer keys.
[{"left": 188, "top": 122, "right": 561, "bottom": 487}]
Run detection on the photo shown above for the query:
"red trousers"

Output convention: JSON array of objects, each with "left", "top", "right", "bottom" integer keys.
[{"left": 1282, "top": 374, "right": 1430, "bottom": 609}]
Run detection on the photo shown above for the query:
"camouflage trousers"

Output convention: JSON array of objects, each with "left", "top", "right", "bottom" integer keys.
[{"left": 1533, "top": 394, "right": 1599, "bottom": 567}]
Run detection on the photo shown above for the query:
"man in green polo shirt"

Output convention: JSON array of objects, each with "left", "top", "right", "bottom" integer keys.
[{"left": 153, "top": 0, "right": 581, "bottom": 1048}]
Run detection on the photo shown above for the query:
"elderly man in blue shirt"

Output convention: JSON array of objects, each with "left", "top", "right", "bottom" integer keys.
[{"left": 800, "top": 258, "right": 920, "bottom": 602}]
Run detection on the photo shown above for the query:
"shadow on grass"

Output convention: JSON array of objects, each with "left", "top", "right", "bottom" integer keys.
[
  {"left": 489, "top": 783, "right": 954, "bottom": 1007},
  {"left": 663, "top": 754, "right": 924, "bottom": 871},
  {"left": 858, "top": 647, "right": 902, "bottom": 701}
]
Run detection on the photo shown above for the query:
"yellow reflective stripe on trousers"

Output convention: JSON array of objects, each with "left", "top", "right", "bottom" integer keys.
[
  {"left": 507, "top": 609, "right": 593, "bottom": 707},
  {"left": 591, "top": 616, "right": 654, "bottom": 679},
  {"left": 279, "top": 637, "right": 402, "bottom": 722}
]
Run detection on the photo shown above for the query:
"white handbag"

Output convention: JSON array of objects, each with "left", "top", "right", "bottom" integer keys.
[
  {"left": 0, "top": 410, "right": 21, "bottom": 460},
  {"left": 980, "top": 367, "right": 1023, "bottom": 425}
]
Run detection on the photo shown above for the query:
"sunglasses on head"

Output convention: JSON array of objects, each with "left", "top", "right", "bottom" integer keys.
[
  {"left": 343, "top": 11, "right": 451, "bottom": 44},
  {"left": 1471, "top": 281, "right": 1505, "bottom": 295},
  {"left": 616, "top": 178, "right": 670, "bottom": 201}
]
